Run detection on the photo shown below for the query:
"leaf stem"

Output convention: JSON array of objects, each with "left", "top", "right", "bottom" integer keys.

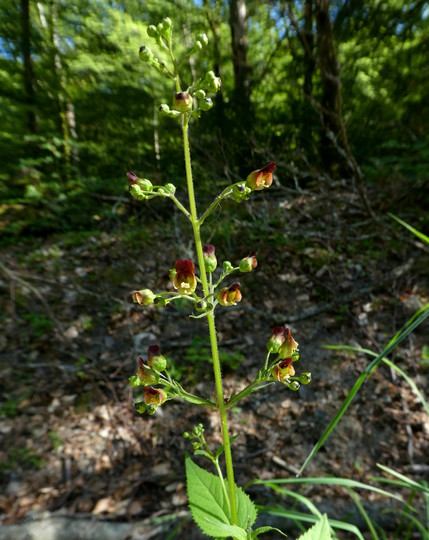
[{"left": 181, "top": 115, "right": 238, "bottom": 526}]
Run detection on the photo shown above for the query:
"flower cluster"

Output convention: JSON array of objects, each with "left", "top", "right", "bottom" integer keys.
[
  {"left": 129, "top": 345, "right": 168, "bottom": 414},
  {"left": 265, "top": 326, "right": 311, "bottom": 391}
]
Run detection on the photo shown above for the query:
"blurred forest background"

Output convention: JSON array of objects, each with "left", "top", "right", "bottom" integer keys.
[
  {"left": 1, "top": 0, "right": 428, "bottom": 235},
  {"left": 1, "top": 1, "right": 429, "bottom": 538}
]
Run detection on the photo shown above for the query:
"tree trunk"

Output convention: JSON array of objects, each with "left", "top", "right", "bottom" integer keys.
[
  {"left": 315, "top": 0, "right": 342, "bottom": 174},
  {"left": 228, "top": 0, "right": 253, "bottom": 169},
  {"left": 21, "top": 0, "right": 37, "bottom": 134}
]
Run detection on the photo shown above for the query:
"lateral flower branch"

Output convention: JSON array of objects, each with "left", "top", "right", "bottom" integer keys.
[{"left": 125, "top": 17, "right": 310, "bottom": 538}]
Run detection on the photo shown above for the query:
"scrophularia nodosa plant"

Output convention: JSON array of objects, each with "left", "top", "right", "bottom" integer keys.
[{"left": 127, "top": 17, "right": 310, "bottom": 539}]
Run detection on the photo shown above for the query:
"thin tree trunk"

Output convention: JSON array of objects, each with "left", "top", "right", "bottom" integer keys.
[
  {"left": 228, "top": 0, "right": 252, "bottom": 130},
  {"left": 315, "top": 0, "right": 341, "bottom": 174},
  {"left": 21, "top": 0, "right": 37, "bottom": 134}
]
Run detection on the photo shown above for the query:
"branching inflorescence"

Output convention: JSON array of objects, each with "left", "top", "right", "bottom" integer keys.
[{"left": 126, "top": 17, "right": 310, "bottom": 539}]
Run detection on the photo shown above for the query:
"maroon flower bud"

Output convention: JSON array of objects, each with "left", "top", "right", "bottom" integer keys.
[
  {"left": 239, "top": 251, "right": 258, "bottom": 273},
  {"left": 246, "top": 162, "right": 276, "bottom": 191},
  {"left": 272, "top": 358, "right": 295, "bottom": 382},
  {"left": 173, "top": 91, "right": 193, "bottom": 113},
  {"left": 137, "top": 356, "right": 159, "bottom": 385},
  {"left": 278, "top": 328, "right": 299, "bottom": 359},
  {"left": 267, "top": 326, "right": 285, "bottom": 353},
  {"left": 172, "top": 259, "right": 197, "bottom": 295},
  {"left": 147, "top": 345, "right": 167, "bottom": 371},
  {"left": 127, "top": 171, "right": 139, "bottom": 185},
  {"left": 143, "top": 386, "right": 167, "bottom": 406},
  {"left": 217, "top": 282, "right": 242, "bottom": 307},
  {"left": 131, "top": 289, "right": 155, "bottom": 306},
  {"left": 203, "top": 244, "right": 217, "bottom": 273}
]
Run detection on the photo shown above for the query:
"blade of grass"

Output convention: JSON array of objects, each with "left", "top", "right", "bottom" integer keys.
[
  {"left": 323, "top": 345, "right": 429, "bottom": 417},
  {"left": 376, "top": 464, "right": 429, "bottom": 495},
  {"left": 298, "top": 305, "right": 429, "bottom": 476},
  {"left": 346, "top": 488, "right": 380, "bottom": 540},
  {"left": 251, "top": 477, "right": 405, "bottom": 505},
  {"left": 388, "top": 213, "right": 429, "bottom": 245}
]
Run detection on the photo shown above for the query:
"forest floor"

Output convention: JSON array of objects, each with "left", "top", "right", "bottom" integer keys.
[{"left": 0, "top": 177, "right": 428, "bottom": 539}]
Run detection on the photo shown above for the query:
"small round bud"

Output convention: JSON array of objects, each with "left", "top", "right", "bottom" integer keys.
[
  {"left": 203, "top": 71, "right": 222, "bottom": 93},
  {"left": 159, "top": 104, "right": 181, "bottom": 119},
  {"left": 147, "top": 345, "right": 167, "bottom": 372},
  {"left": 298, "top": 372, "right": 312, "bottom": 385},
  {"left": 132, "top": 289, "right": 155, "bottom": 306},
  {"left": 287, "top": 381, "right": 301, "bottom": 391},
  {"left": 139, "top": 45, "right": 154, "bottom": 63},
  {"left": 267, "top": 326, "right": 285, "bottom": 354},
  {"left": 129, "top": 184, "right": 144, "bottom": 199},
  {"left": 173, "top": 91, "right": 193, "bottom": 113},
  {"left": 232, "top": 183, "right": 252, "bottom": 202},
  {"left": 164, "top": 183, "right": 176, "bottom": 195},
  {"left": 154, "top": 296, "right": 167, "bottom": 307},
  {"left": 137, "top": 178, "right": 153, "bottom": 191},
  {"left": 222, "top": 261, "right": 233, "bottom": 272},
  {"left": 203, "top": 244, "right": 217, "bottom": 273},
  {"left": 147, "top": 25, "right": 158, "bottom": 38},
  {"left": 239, "top": 252, "right": 257, "bottom": 273},
  {"left": 194, "top": 89, "right": 206, "bottom": 100},
  {"left": 199, "top": 98, "right": 213, "bottom": 111},
  {"left": 195, "top": 300, "right": 208, "bottom": 312}
]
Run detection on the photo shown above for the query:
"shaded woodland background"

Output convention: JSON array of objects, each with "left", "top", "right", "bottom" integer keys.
[{"left": 0, "top": 1, "right": 429, "bottom": 539}]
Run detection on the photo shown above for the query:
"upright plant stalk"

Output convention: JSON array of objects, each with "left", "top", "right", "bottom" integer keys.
[{"left": 182, "top": 116, "right": 238, "bottom": 525}]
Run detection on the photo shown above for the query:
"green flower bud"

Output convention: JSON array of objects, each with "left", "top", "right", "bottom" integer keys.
[
  {"left": 129, "top": 374, "right": 141, "bottom": 388},
  {"left": 173, "top": 91, "right": 193, "bottom": 113},
  {"left": 199, "top": 98, "right": 213, "bottom": 111},
  {"left": 195, "top": 300, "right": 208, "bottom": 312},
  {"left": 194, "top": 89, "right": 206, "bottom": 100},
  {"left": 139, "top": 45, "right": 155, "bottom": 63},
  {"left": 286, "top": 381, "right": 301, "bottom": 391},
  {"left": 154, "top": 296, "right": 167, "bottom": 307},
  {"left": 222, "top": 261, "right": 233, "bottom": 272},
  {"left": 159, "top": 104, "right": 181, "bottom": 119},
  {"left": 267, "top": 326, "right": 285, "bottom": 354},
  {"left": 147, "top": 25, "right": 158, "bottom": 38},
  {"left": 298, "top": 372, "right": 312, "bottom": 385},
  {"left": 132, "top": 289, "right": 155, "bottom": 306},
  {"left": 231, "top": 183, "right": 252, "bottom": 202},
  {"left": 147, "top": 345, "right": 167, "bottom": 372},
  {"left": 137, "top": 178, "right": 153, "bottom": 191},
  {"left": 203, "top": 71, "right": 222, "bottom": 93},
  {"left": 157, "top": 17, "right": 172, "bottom": 39},
  {"left": 239, "top": 251, "right": 257, "bottom": 273},
  {"left": 129, "top": 184, "right": 144, "bottom": 199},
  {"left": 164, "top": 183, "right": 176, "bottom": 195},
  {"left": 203, "top": 244, "right": 217, "bottom": 273}
]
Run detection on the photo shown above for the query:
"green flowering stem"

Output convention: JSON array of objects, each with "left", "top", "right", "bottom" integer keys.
[
  {"left": 181, "top": 115, "right": 239, "bottom": 527},
  {"left": 168, "top": 192, "right": 192, "bottom": 221},
  {"left": 197, "top": 185, "right": 234, "bottom": 226},
  {"left": 213, "top": 267, "right": 240, "bottom": 289},
  {"left": 227, "top": 380, "right": 274, "bottom": 409}
]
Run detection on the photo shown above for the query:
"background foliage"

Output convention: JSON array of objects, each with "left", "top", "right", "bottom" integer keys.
[{"left": 1, "top": 0, "right": 428, "bottom": 243}]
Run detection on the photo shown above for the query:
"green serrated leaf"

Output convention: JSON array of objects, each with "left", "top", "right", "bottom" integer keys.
[
  {"left": 252, "top": 525, "right": 288, "bottom": 538},
  {"left": 186, "top": 456, "right": 257, "bottom": 537},
  {"left": 297, "top": 514, "right": 332, "bottom": 540}
]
